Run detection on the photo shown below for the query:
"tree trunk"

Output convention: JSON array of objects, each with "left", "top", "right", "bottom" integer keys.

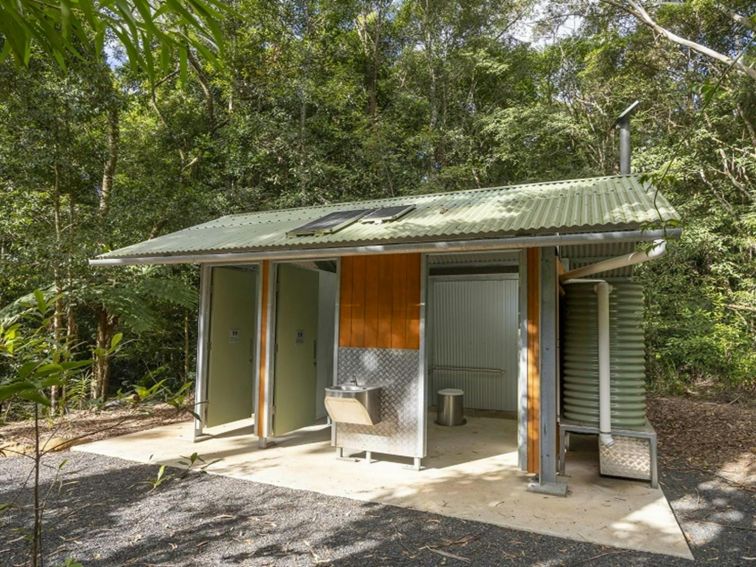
[
  {"left": 424, "top": 0, "right": 437, "bottom": 133},
  {"left": 188, "top": 50, "right": 215, "bottom": 129},
  {"left": 618, "top": 0, "right": 756, "bottom": 80},
  {"left": 98, "top": 104, "right": 120, "bottom": 218},
  {"left": 65, "top": 194, "right": 78, "bottom": 352},
  {"left": 298, "top": 0, "right": 312, "bottom": 197},
  {"left": 92, "top": 307, "right": 116, "bottom": 401},
  {"left": 93, "top": 91, "right": 120, "bottom": 403},
  {"left": 370, "top": 4, "right": 384, "bottom": 119}
]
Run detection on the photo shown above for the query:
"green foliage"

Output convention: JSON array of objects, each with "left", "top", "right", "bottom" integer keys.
[
  {"left": 79, "top": 268, "right": 197, "bottom": 335},
  {"left": 0, "top": 291, "right": 99, "bottom": 407},
  {"left": 0, "top": 0, "right": 227, "bottom": 82},
  {"left": 132, "top": 377, "right": 167, "bottom": 402},
  {"left": 640, "top": 223, "right": 756, "bottom": 393},
  {"left": 150, "top": 464, "right": 170, "bottom": 490},
  {"left": 165, "top": 381, "right": 195, "bottom": 414},
  {"left": 149, "top": 451, "right": 221, "bottom": 490},
  {"left": 1, "top": 0, "right": 754, "bottom": 402}
]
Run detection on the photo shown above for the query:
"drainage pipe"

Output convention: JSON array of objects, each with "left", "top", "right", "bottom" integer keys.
[
  {"left": 595, "top": 281, "right": 614, "bottom": 447},
  {"left": 560, "top": 239, "right": 666, "bottom": 281}
]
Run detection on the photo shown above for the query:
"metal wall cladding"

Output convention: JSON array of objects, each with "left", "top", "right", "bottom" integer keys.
[
  {"left": 561, "top": 242, "right": 638, "bottom": 278},
  {"left": 562, "top": 280, "right": 647, "bottom": 428},
  {"left": 427, "top": 251, "right": 520, "bottom": 266},
  {"left": 429, "top": 277, "right": 519, "bottom": 412},
  {"left": 335, "top": 347, "right": 422, "bottom": 458}
]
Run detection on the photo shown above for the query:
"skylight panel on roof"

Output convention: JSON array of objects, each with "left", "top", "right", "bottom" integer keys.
[
  {"left": 360, "top": 204, "right": 415, "bottom": 224},
  {"left": 287, "top": 209, "right": 372, "bottom": 237}
]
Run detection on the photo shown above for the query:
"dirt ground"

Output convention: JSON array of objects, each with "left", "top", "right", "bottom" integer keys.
[
  {"left": 647, "top": 396, "right": 755, "bottom": 488},
  {"left": 2, "top": 396, "right": 753, "bottom": 485},
  {"left": 0, "top": 403, "right": 192, "bottom": 457},
  {"left": 1, "top": 395, "right": 754, "bottom": 566}
]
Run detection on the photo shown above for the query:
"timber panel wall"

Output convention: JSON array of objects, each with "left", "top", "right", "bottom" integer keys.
[{"left": 339, "top": 253, "right": 421, "bottom": 350}]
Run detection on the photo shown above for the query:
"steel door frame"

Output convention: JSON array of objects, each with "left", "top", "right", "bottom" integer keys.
[
  {"left": 262, "top": 258, "right": 339, "bottom": 443},
  {"left": 194, "top": 263, "right": 262, "bottom": 440}
]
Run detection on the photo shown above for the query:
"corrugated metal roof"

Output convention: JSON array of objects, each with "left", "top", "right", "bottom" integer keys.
[{"left": 97, "top": 175, "right": 679, "bottom": 261}]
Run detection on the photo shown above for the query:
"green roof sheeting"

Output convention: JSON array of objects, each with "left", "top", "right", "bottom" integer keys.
[{"left": 96, "top": 175, "right": 679, "bottom": 261}]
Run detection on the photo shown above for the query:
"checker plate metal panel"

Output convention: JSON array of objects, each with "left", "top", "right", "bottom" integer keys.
[
  {"left": 600, "top": 435, "right": 651, "bottom": 481},
  {"left": 335, "top": 347, "right": 421, "bottom": 458}
]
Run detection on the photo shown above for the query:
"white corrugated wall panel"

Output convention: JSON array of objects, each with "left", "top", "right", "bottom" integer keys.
[{"left": 429, "top": 277, "right": 518, "bottom": 411}]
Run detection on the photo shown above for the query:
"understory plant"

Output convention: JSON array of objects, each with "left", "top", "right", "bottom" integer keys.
[
  {"left": 0, "top": 290, "right": 199, "bottom": 565},
  {"left": 0, "top": 291, "right": 118, "bottom": 566}
]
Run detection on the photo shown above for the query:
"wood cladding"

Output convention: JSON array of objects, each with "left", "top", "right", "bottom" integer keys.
[
  {"left": 339, "top": 253, "right": 421, "bottom": 350},
  {"left": 256, "top": 260, "right": 270, "bottom": 437},
  {"left": 526, "top": 248, "right": 540, "bottom": 474}
]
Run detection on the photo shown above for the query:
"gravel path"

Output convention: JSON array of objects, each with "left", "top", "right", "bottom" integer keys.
[{"left": 0, "top": 452, "right": 753, "bottom": 566}]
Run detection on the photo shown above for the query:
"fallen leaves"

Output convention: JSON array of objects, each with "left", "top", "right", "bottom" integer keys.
[
  {"left": 647, "top": 396, "right": 755, "bottom": 487},
  {"left": 423, "top": 546, "right": 471, "bottom": 563},
  {"left": 0, "top": 403, "right": 192, "bottom": 451}
]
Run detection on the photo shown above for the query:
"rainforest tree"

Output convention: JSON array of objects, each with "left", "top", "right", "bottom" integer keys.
[{"left": 0, "top": 0, "right": 753, "bottom": 414}]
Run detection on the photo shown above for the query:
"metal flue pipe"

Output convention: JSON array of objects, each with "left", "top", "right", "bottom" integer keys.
[{"left": 616, "top": 100, "right": 640, "bottom": 175}]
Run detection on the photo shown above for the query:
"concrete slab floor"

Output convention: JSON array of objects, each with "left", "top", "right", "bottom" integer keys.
[{"left": 73, "top": 416, "right": 693, "bottom": 560}]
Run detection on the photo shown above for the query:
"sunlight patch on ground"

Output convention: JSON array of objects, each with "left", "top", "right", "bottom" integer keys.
[{"left": 74, "top": 418, "right": 693, "bottom": 559}]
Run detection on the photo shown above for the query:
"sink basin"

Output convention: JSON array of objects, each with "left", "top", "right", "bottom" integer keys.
[
  {"left": 324, "top": 384, "right": 382, "bottom": 425},
  {"left": 327, "top": 384, "right": 370, "bottom": 393},
  {"left": 326, "top": 384, "right": 380, "bottom": 393}
]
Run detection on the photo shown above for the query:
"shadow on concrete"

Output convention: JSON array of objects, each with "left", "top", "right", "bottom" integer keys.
[
  {"left": 5, "top": 451, "right": 740, "bottom": 566},
  {"left": 70, "top": 417, "right": 693, "bottom": 558}
]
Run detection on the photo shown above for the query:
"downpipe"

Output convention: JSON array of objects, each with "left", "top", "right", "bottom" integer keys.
[
  {"left": 559, "top": 239, "right": 667, "bottom": 282},
  {"left": 595, "top": 281, "right": 614, "bottom": 447}
]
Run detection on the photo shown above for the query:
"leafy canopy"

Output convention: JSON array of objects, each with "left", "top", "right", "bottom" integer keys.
[{"left": 0, "top": 0, "right": 228, "bottom": 81}]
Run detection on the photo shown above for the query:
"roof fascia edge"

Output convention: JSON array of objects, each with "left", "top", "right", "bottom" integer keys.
[{"left": 89, "top": 228, "right": 681, "bottom": 267}]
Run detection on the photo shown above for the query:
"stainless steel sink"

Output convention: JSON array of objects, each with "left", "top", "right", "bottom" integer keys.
[
  {"left": 327, "top": 384, "right": 368, "bottom": 392},
  {"left": 324, "top": 384, "right": 382, "bottom": 425}
]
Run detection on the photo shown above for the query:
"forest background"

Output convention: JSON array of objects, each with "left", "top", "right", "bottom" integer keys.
[{"left": 0, "top": 0, "right": 753, "bottom": 419}]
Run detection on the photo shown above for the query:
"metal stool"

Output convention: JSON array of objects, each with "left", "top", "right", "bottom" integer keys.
[{"left": 436, "top": 388, "right": 465, "bottom": 426}]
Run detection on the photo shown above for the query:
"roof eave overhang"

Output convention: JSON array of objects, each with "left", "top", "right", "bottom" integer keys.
[{"left": 88, "top": 228, "right": 682, "bottom": 267}]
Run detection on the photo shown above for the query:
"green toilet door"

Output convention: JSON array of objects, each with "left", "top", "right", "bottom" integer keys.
[
  {"left": 206, "top": 267, "right": 257, "bottom": 427},
  {"left": 272, "top": 264, "right": 319, "bottom": 436}
]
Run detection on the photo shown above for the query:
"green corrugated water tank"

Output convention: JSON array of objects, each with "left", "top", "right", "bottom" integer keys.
[{"left": 561, "top": 280, "right": 647, "bottom": 428}]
